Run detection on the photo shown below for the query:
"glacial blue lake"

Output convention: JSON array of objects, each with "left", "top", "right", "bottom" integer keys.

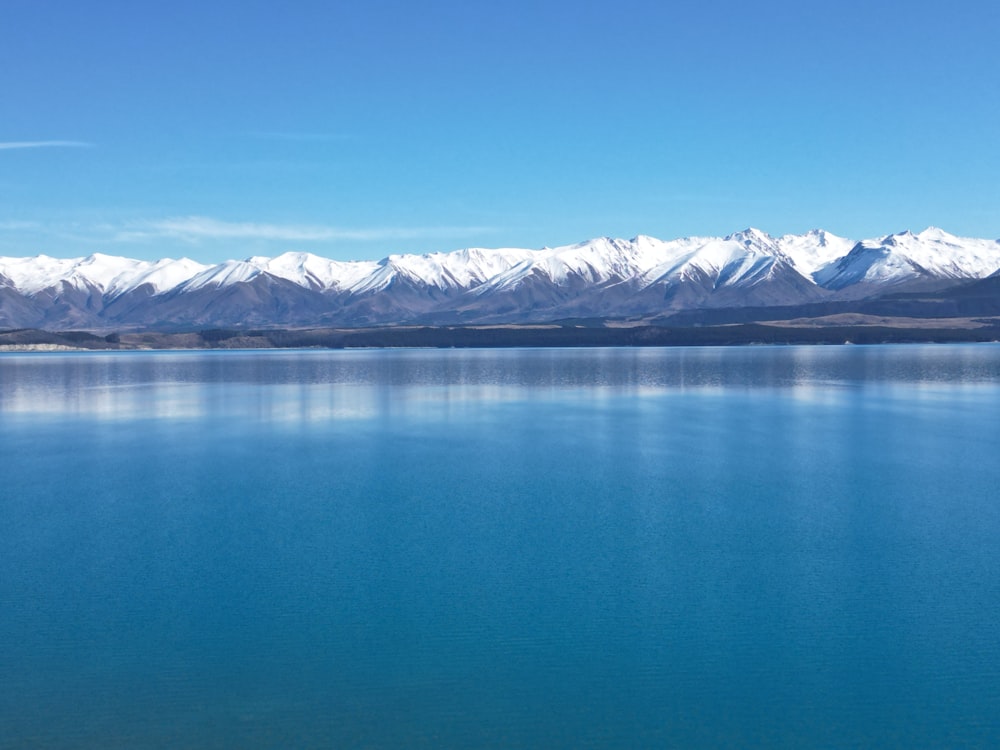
[{"left": 2, "top": 344, "right": 1000, "bottom": 748}]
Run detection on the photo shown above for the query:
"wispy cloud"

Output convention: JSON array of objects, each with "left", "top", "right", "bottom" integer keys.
[
  {"left": 0, "top": 215, "right": 496, "bottom": 254},
  {"left": 118, "top": 216, "right": 495, "bottom": 244},
  {"left": 0, "top": 140, "right": 93, "bottom": 151},
  {"left": 150, "top": 216, "right": 357, "bottom": 241}
]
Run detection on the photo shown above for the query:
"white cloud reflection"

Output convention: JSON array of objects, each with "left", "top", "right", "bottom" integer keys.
[{"left": 2, "top": 346, "right": 999, "bottom": 424}]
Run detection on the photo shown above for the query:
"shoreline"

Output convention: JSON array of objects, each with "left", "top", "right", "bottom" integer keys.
[{"left": 2, "top": 319, "right": 1000, "bottom": 352}]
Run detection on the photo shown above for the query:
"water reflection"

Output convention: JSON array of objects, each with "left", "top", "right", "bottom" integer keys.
[
  {"left": 3, "top": 344, "right": 1000, "bottom": 747},
  {"left": 2, "top": 344, "right": 1000, "bottom": 421}
]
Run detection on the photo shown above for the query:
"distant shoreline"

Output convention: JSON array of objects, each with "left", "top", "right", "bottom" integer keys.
[{"left": 3, "top": 320, "right": 1000, "bottom": 352}]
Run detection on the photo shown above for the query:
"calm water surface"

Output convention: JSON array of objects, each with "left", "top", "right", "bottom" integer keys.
[{"left": 1, "top": 345, "right": 999, "bottom": 748}]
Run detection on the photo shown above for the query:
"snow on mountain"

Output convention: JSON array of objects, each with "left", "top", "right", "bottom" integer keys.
[
  {"left": 347, "top": 246, "right": 535, "bottom": 296},
  {"left": 0, "top": 254, "right": 121, "bottom": 294},
  {"left": 177, "top": 259, "right": 266, "bottom": 292},
  {"left": 260, "top": 252, "right": 379, "bottom": 291},
  {"left": 896, "top": 227, "right": 1000, "bottom": 277},
  {"left": 777, "top": 229, "right": 856, "bottom": 277},
  {"left": 530, "top": 237, "right": 645, "bottom": 284},
  {"left": 105, "top": 257, "right": 208, "bottom": 296},
  {"left": 815, "top": 228, "right": 1000, "bottom": 289},
  {"left": 638, "top": 229, "right": 789, "bottom": 288},
  {"left": 393, "top": 246, "right": 535, "bottom": 288},
  {"left": 3, "top": 227, "right": 1000, "bottom": 329},
  {"left": 471, "top": 237, "right": 652, "bottom": 296},
  {"left": 0, "top": 253, "right": 206, "bottom": 296}
]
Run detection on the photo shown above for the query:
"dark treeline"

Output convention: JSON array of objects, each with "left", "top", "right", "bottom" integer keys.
[{"left": 3, "top": 322, "right": 1000, "bottom": 351}]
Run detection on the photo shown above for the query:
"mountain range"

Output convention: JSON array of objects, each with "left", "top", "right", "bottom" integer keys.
[{"left": 2, "top": 227, "right": 1000, "bottom": 331}]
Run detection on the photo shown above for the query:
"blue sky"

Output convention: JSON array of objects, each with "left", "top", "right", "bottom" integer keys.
[{"left": 2, "top": 0, "right": 998, "bottom": 262}]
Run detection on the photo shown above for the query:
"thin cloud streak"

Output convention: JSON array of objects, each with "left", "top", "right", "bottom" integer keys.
[
  {"left": 121, "top": 216, "right": 496, "bottom": 244},
  {"left": 0, "top": 140, "right": 93, "bottom": 150},
  {"left": 0, "top": 216, "right": 499, "bottom": 259}
]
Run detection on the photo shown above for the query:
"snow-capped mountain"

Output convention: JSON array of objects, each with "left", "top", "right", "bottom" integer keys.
[
  {"left": 776, "top": 229, "right": 856, "bottom": 277},
  {"left": 0, "top": 253, "right": 208, "bottom": 296},
  {"left": 814, "top": 228, "right": 1000, "bottom": 291},
  {"left": 2, "top": 227, "right": 999, "bottom": 330}
]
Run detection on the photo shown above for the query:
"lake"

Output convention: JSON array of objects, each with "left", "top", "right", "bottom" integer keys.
[{"left": 2, "top": 345, "right": 999, "bottom": 748}]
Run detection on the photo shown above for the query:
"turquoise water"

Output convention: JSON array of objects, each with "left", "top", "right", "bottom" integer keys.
[{"left": 1, "top": 345, "right": 999, "bottom": 748}]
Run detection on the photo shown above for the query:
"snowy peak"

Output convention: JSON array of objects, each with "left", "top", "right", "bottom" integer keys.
[
  {"left": 0, "top": 253, "right": 206, "bottom": 296},
  {"left": 179, "top": 259, "right": 264, "bottom": 292},
  {"left": 777, "top": 230, "right": 855, "bottom": 277},
  {"left": 636, "top": 231, "right": 790, "bottom": 290},
  {"left": 915, "top": 226, "right": 954, "bottom": 241},
  {"left": 815, "top": 228, "right": 1000, "bottom": 289},
  {"left": 471, "top": 236, "right": 670, "bottom": 296},
  {"left": 260, "top": 251, "right": 379, "bottom": 291},
  {"left": 105, "top": 257, "right": 208, "bottom": 296},
  {"left": 725, "top": 227, "right": 777, "bottom": 251},
  {"left": 385, "top": 245, "right": 533, "bottom": 289}
]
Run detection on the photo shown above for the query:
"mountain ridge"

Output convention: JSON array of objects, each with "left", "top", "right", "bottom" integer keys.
[{"left": 2, "top": 227, "right": 999, "bottom": 330}]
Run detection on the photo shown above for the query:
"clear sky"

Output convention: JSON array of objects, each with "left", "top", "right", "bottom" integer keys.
[{"left": 2, "top": 0, "right": 998, "bottom": 262}]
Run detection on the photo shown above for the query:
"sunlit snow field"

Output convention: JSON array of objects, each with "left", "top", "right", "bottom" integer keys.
[{"left": 2, "top": 345, "right": 999, "bottom": 748}]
